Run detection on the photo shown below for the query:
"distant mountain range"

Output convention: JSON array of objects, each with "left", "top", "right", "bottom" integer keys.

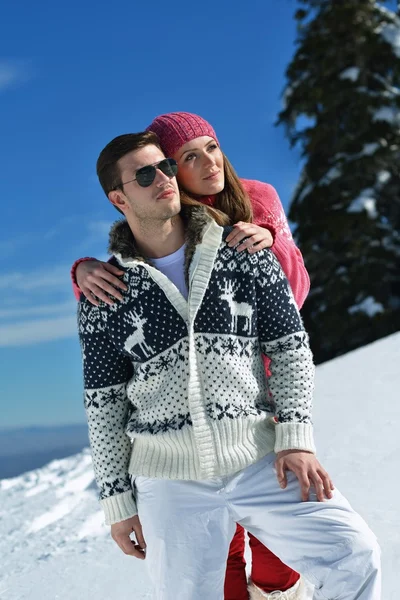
[{"left": 0, "top": 423, "right": 89, "bottom": 479}]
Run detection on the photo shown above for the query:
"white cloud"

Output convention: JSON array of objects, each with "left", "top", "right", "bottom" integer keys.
[
  {"left": 0, "top": 315, "right": 78, "bottom": 347},
  {"left": 0, "top": 300, "right": 76, "bottom": 320},
  {"left": 0, "top": 232, "right": 42, "bottom": 258},
  {"left": 0, "top": 223, "right": 72, "bottom": 260},
  {"left": 0, "top": 265, "right": 70, "bottom": 292},
  {"left": 0, "top": 60, "right": 32, "bottom": 92},
  {"left": 75, "top": 220, "right": 113, "bottom": 254},
  {"left": 0, "top": 216, "right": 113, "bottom": 347},
  {"left": 0, "top": 216, "right": 113, "bottom": 263},
  {"left": 0, "top": 265, "right": 78, "bottom": 346},
  {"left": 88, "top": 220, "right": 113, "bottom": 237}
]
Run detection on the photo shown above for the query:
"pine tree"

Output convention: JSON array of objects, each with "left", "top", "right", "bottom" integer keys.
[{"left": 278, "top": 0, "right": 400, "bottom": 363}]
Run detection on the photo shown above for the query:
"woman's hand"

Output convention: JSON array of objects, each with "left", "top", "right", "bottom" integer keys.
[
  {"left": 226, "top": 222, "right": 274, "bottom": 253},
  {"left": 76, "top": 260, "right": 127, "bottom": 306}
]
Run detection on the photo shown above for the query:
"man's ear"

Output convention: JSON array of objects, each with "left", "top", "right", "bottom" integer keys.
[{"left": 108, "top": 190, "right": 128, "bottom": 214}]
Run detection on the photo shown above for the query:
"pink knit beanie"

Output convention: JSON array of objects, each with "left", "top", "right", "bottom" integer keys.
[{"left": 147, "top": 112, "right": 219, "bottom": 158}]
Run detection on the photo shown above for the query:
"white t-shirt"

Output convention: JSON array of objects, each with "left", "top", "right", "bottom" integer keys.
[{"left": 152, "top": 244, "right": 188, "bottom": 299}]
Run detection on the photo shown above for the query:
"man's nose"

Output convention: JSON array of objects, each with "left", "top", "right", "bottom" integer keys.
[{"left": 155, "top": 167, "right": 171, "bottom": 186}]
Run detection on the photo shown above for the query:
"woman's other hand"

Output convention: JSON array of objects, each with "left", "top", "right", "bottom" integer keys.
[
  {"left": 76, "top": 260, "right": 127, "bottom": 306},
  {"left": 226, "top": 222, "right": 274, "bottom": 254}
]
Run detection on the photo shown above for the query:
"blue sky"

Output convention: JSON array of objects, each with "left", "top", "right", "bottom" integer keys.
[{"left": 0, "top": 0, "right": 306, "bottom": 428}]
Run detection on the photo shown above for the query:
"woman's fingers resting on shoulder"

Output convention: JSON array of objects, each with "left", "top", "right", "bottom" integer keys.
[
  {"left": 226, "top": 222, "right": 274, "bottom": 253},
  {"left": 76, "top": 260, "right": 127, "bottom": 306}
]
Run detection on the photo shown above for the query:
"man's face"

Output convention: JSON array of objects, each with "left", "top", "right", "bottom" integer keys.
[{"left": 112, "top": 145, "right": 181, "bottom": 223}]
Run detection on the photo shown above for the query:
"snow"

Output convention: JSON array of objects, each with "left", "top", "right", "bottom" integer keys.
[
  {"left": 312, "top": 143, "right": 383, "bottom": 198},
  {"left": 373, "top": 106, "right": 399, "bottom": 124},
  {"left": 375, "top": 3, "right": 397, "bottom": 20},
  {"left": 339, "top": 66, "right": 360, "bottom": 82},
  {"left": 361, "top": 142, "right": 380, "bottom": 156},
  {"left": 377, "top": 170, "right": 391, "bottom": 184},
  {"left": 348, "top": 188, "right": 377, "bottom": 218},
  {"left": 380, "top": 22, "right": 400, "bottom": 58},
  {"left": 319, "top": 165, "right": 342, "bottom": 185},
  {"left": 347, "top": 168, "right": 392, "bottom": 218},
  {"left": 1, "top": 333, "right": 400, "bottom": 599},
  {"left": 297, "top": 182, "right": 313, "bottom": 203},
  {"left": 333, "top": 143, "right": 380, "bottom": 164},
  {"left": 281, "top": 71, "right": 309, "bottom": 109},
  {"left": 371, "top": 73, "right": 400, "bottom": 98},
  {"left": 335, "top": 266, "right": 347, "bottom": 275},
  {"left": 348, "top": 296, "right": 385, "bottom": 317}
]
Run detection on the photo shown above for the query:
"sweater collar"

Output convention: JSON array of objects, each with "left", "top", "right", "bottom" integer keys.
[
  {"left": 199, "top": 194, "right": 216, "bottom": 207},
  {"left": 108, "top": 205, "right": 213, "bottom": 269}
]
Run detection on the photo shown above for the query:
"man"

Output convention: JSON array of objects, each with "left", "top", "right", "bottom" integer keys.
[{"left": 78, "top": 131, "right": 380, "bottom": 600}]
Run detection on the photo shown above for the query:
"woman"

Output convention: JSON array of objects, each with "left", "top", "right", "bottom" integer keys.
[{"left": 71, "top": 113, "right": 310, "bottom": 600}]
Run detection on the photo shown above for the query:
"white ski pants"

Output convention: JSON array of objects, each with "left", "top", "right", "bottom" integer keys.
[{"left": 133, "top": 452, "right": 381, "bottom": 600}]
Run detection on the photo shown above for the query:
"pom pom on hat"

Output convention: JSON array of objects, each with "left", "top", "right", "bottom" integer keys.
[{"left": 147, "top": 112, "right": 219, "bottom": 158}]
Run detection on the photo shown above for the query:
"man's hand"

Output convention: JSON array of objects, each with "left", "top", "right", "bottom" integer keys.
[
  {"left": 275, "top": 450, "right": 334, "bottom": 502},
  {"left": 111, "top": 515, "right": 147, "bottom": 559},
  {"left": 76, "top": 260, "right": 127, "bottom": 306}
]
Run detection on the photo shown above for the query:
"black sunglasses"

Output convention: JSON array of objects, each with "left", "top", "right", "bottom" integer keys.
[{"left": 114, "top": 158, "right": 178, "bottom": 190}]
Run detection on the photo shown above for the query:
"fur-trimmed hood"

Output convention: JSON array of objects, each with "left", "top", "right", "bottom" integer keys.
[{"left": 108, "top": 205, "right": 215, "bottom": 283}]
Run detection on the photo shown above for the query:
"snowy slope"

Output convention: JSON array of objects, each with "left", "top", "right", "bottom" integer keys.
[{"left": 0, "top": 332, "right": 399, "bottom": 599}]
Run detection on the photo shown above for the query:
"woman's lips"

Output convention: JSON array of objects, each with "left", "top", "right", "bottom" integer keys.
[{"left": 203, "top": 171, "right": 220, "bottom": 181}]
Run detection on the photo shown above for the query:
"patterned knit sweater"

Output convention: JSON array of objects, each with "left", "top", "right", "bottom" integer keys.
[
  {"left": 78, "top": 207, "right": 315, "bottom": 526},
  {"left": 71, "top": 179, "right": 310, "bottom": 309}
]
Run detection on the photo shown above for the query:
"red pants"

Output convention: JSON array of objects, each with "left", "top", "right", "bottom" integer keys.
[{"left": 224, "top": 524, "right": 300, "bottom": 600}]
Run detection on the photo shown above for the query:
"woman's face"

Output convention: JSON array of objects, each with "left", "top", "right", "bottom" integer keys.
[{"left": 173, "top": 136, "right": 225, "bottom": 196}]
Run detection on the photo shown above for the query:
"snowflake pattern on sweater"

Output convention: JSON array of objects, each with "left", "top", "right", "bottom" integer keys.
[{"left": 78, "top": 209, "right": 315, "bottom": 524}]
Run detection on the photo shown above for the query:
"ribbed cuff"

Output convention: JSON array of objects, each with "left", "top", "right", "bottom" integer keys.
[
  {"left": 71, "top": 257, "right": 95, "bottom": 300},
  {"left": 271, "top": 232, "right": 290, "bottom": 260},
  {"left": 265, "top": 223, "right": 277, "bottom": 242},
  {"left": 100, "top": 490, "right": 138, "bottom": 526},
  {"left": 274, "top": 423, "right": 316, "bottom": 454},
  {"left": 270, "top": 233, "right": 310, "bottom": 310}
]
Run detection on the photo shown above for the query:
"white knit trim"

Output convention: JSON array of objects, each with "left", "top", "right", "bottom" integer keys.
[
  {"left": 188, "top": 219, "right": 223, "bottom": 321},
  {"left": 200, "top": 218, "right": 224, "bottom": 249},
  {"left": 187, "top": 333, "right": 216, "bottom": 475},
  {"left": 185, "top": 220, "right": 223, "bottom": 475},
  {"left": 274, "top": 422, "right": 316, "bottom": 454},
  {"left": 128, "top": 417, "right": 276, "bottom": 480},
  {"left": 100, "top": 490, "right": 138, "bottom": 526},
  {"left": 113, "top": 252, "right": 141, "bottom": 269}
]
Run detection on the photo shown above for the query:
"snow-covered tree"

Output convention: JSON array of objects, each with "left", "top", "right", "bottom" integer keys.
[{"left": 278, "top": 0, "right": 400, "bottom": 363}]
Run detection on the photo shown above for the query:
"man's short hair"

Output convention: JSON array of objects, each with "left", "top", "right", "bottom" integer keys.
[{"left": 96, "top": 131, "right": 163, "bottom": 197}]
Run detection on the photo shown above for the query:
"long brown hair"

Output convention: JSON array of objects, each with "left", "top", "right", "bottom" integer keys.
[{"left": 179, "top": 151, "right": 253, "bottom": 226}]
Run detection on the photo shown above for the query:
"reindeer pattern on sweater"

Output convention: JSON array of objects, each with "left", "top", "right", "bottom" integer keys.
[{"left": 78, "top": 208, "right": 315, "bottom": 524}]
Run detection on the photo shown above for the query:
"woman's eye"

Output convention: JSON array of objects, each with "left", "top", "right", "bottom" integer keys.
[
  {"left": 184, "top": 153, "right": 196, "bottom": 162},
  {"left": 208, "top": 144, "right": 218, "bottom": 152}
]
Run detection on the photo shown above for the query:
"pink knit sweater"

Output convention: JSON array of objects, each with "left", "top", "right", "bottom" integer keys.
[{"left": 70, "top": 179, "right": 310, "bottom": 308}]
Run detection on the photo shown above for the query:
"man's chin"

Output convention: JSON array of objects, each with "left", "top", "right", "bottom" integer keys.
[{"left": 160, "top": 203, "right": 181, "bottom": 221}]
